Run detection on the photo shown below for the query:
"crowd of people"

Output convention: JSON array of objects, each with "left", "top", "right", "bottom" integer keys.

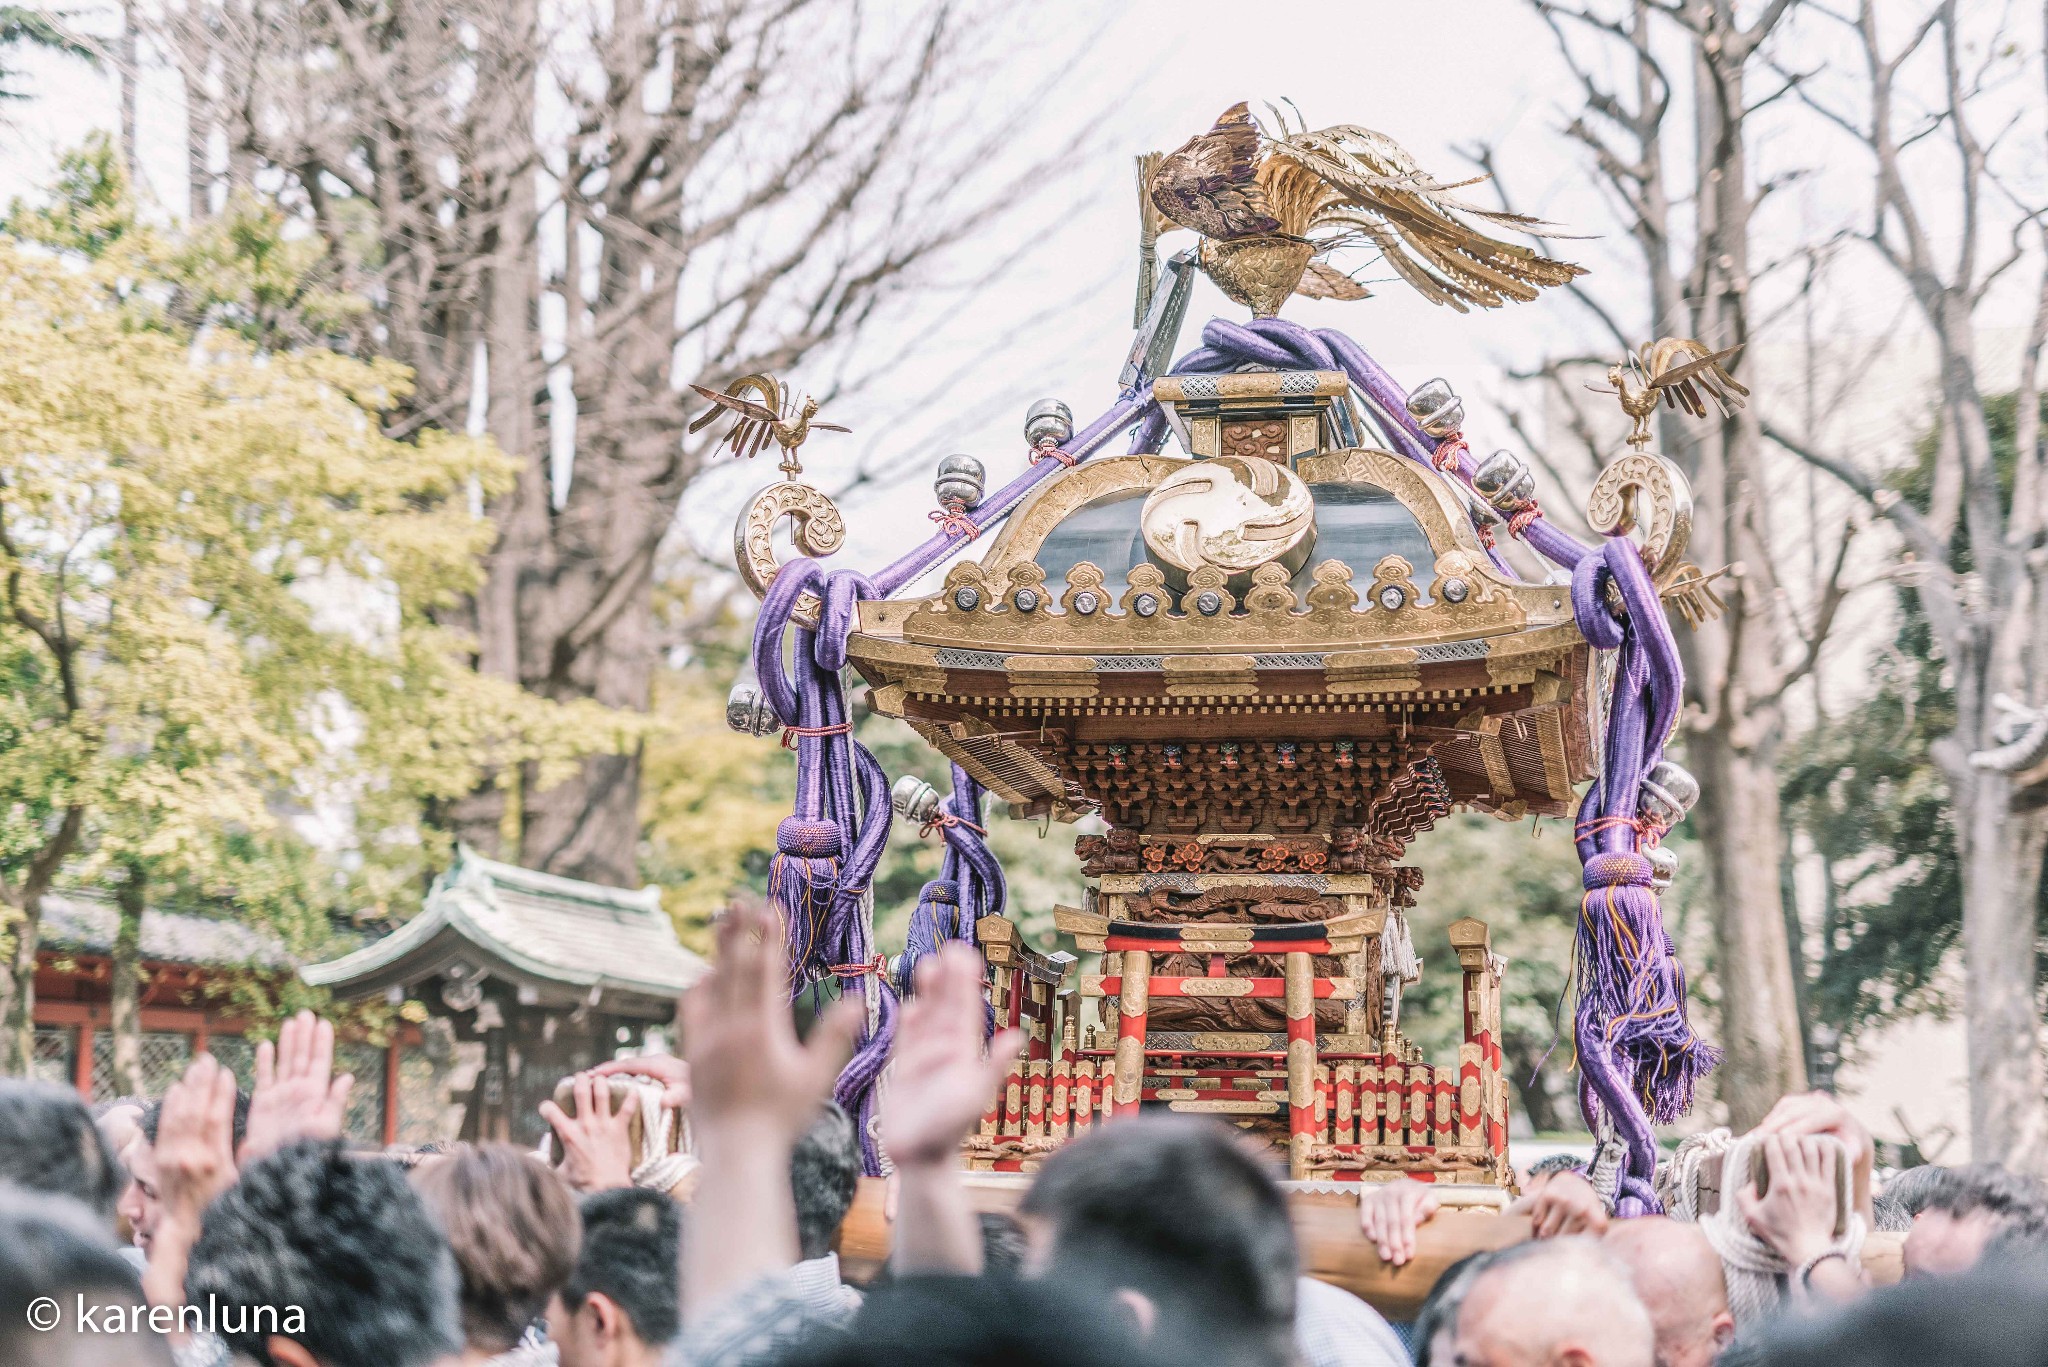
[{"left": 2, "top": 898, "right": 2045, "bottom": 1367}]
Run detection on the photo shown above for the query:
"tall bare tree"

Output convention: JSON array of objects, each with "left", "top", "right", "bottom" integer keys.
[
  {"left": 1521, "top": 0, "right": 1835, "bottom": 1127},
  {"left": 157, "top": 0, "right": 1055, "bottom": 885},
  {"left": 1769, "top": 0, "right": 2048, "bottom": 1171}
]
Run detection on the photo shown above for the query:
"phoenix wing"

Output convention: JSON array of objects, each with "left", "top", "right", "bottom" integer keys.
[
  {"left": 1271, "top": 123, "right": 1585, "bottom": 312},
  {"left": 1639, "top": 340, "right": 1748, "bottom": 418},
  {"left": 1148, "top": 101, "right": 1282, "bottom": 241},
  {"left": 688, "top": 384, "right": 780, "bottom": 433}
]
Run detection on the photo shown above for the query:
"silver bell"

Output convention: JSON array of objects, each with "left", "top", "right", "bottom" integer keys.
[
  {"left": 1637, "top": 760, "right": 1701, "bottom": 828},
  {"left": 1404, "top": 378, "right": 1465, "bottom": 439},
  {"left": 891, "top": 774, "right": 942, "bottom": 826},
  {"left": 1647, "top": 845, "right": 1678, "bottom": 890},
  {"left": 934, "top": 454, "right": 986, "bottom": 512},
  {"left": 1472, "top": 449, "right": 1536, "bottom": 514},
  {"left": 1024, "top": 399, "right": 1074, "bottom": 451},
  {"left": 725, "top": 659, "right": 782, "bottom": 738}
]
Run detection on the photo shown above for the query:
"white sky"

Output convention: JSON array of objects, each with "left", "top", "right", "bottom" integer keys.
[{"left": 3, "top": 0, "right": 2040, "bottom": 651}]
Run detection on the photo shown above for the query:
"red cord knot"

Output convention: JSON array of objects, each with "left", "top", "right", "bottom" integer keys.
[
  {"left": 1475, "top": 520, "right": 1497, "bottom": 550},
  {"left": 1507, "top": 503, "right": 1543, "bottom": 539},
  {"left": 919, "top": 810, "right": 989, "bottom": 840},
  {"left": 781, "top": 721, "right": 852, "bottom": 750},
  {"left": 829, "top": 954, "right": 890, "bottom": 979},
  {"left": 1030, "top": 443, "right": 1079, "bottom": 467},
  {"left": 1432, "top": 436, "right": 1469, "bottom": 472},
  {"left": 929, "top": 508, "right": 983, "bottom": 539}
]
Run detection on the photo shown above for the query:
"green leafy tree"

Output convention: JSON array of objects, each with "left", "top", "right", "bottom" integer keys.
[
  {"left": 0, "top": 8, "right": 94, "bottom": 105},
  {"left": 1779, "top": 391, "right": 2046, "bottom": 1095},
  {"left": 0, "top": 147, "right": 625, "bottom": 1073}
]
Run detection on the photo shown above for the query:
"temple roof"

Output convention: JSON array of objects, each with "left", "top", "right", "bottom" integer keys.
[
  {"left": 40, "top": 892, "right": 292, "bottom": 969},
  {"left": 301, "top": 847, "right": 706, "bottom": 1017},
  {"left": 849, "top": 438, "right": 1596, "bottom": 827}
]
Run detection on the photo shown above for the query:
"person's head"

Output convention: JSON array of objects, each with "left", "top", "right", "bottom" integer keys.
[
  {"left": 549, "top": 1188, "right": 679, "bottom": 1367},
  {"left": 0, "top": 1082, "right": 125, "bottom": 1226},
  {"left": 411, "top": 1140, "right": 582, "bottom": 1354},
  {"left": 978, "top": 1211, "right": 1029, "bottom": 1277},
  {"left": 1744, "top": 1264, "right": 2048, "bottom": 1367},
  {"left": 121, "top": 1087, "right": 253, "bottom": 1254},
  {"left": 1452, "top": 1237, "right": 1656, "bottom": 1367},
  {"left": 90, "top": 1097, "right": 146, "bottom": 1170},
  {"left": 183, "top": 1139, "right": 460, "bottom": 1367},
  {"left": 1902, "top": 1163, "right": 2048, "bottom": 1278},
  {"left": 1877, "top": 1163, "right": 1946, "bottom": 1216},
  {"left": 0, "top": 1189, "right": 171, "bottom": 1367},
  {"left": 781, "top": 1273, "right": 1172, "bottom": 1367},
  {"left": 1603, "top": 1216, "right": 1735, "bottom": 1367},
  {"left": 1018, "top": 1116, "right": 1298, "bottom": 1367},
  {"left": 1414, "top": 1250, "right": 1496, "bottom": 1367},
  {"left": 792, "top": 1102, "right": 861, "bottom": 1261},
  {"left": 1528, "top": 1153, "right": 1590, "bottom": 1183}
]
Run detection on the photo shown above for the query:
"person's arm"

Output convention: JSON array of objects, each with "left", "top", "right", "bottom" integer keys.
[
  {"left": 880, "top": 944, "right": 1023, "bottom": 1275},
  {"left": 142, "top": 1055, "right": 239, "bottom": 1314},
  {"left": 681, "top": 897, "right": 862, "bottom": 1321},
  {"left": 1737, "top": 1134, "right": 1866, "bottom": 1306},
  {"left": 1356, "top": 1178, "right": 1439, "bottom": 1266}
]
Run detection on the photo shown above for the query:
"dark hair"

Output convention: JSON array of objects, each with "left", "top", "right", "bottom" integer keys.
[
  {"left": 0, "top": 1189, "right": 169, "bottom": 1366},
  {"left": 978, "top": 1211, "right": 1029, "bottom": 1277},
  {"left": 1747, "top": 1265, "right": 2048, "bottom": 1367},
  {"left": 562, "top": 1188, "right": 680, "bottom": 1347},
  {"left": 138, "top": 1088, "right": 252, "bottom": 1151},
  {"left": 0, "top": 1081, "right": 125, "bottom": 1220},
  {"left": 184, "top": 1138, "right": 460, "bottom": 1367},
  {"left": 1527, "top": 1153, "right": 1589, "bottom": 1180},
  {"left": 782, "top": 1273, "right": 1174, "bottom": 1367},
  {"left": 1871, "top": 1192, "right": 1913, "bottom": 1233},
  {"left": 411, "top": 1141, "right": 581, "bottom": 1352},
  {"left": 1881, "top": 1163, "right": 1948, "bottom": 1216},
  {"left": 1019, "top": 1116, "right": 1297, "bottom": 1367},
  {"left": 793, "top": 1103, "right": 861, "bottom": 1261},
  {"left": 1412, "top": 1249, "right": 1498, "bottom": 1367},
  {"left": 1913, "top": 1163, "right": 2048, "bottom": 1226}
]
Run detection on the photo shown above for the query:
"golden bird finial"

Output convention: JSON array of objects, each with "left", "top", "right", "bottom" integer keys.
[
  {"left": 1134, "top": 101, "right": 1586, "bottom": 319},
  {"left": 687, "top": 373, "right": 851, "bottom": 480},
  {"left": 1592, "top": 338, "right": 1749, "bottom": 450}
]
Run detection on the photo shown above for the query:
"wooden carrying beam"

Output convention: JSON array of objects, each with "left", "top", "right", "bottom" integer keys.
[
  {"left": 1077, "top": 976, "right": 1357, "bottom": 999},
  {"left": 833, "top": 1176, "right": 1904, "bottom": 1320}
]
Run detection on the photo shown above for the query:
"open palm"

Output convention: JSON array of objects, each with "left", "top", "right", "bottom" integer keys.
[{"left": 883, "top": 944, "right": 1023, "bottom": 1169}]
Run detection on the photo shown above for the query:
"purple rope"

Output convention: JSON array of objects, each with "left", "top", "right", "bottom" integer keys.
[{"left": 753, "top": 557, "right": 899, "bottom": 1171}]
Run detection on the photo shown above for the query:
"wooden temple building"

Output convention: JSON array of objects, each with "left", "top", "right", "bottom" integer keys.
[
  {"left": 302, "top": 847, "right": 707, "bottom": 1146},
  {"left": 843, "top": 371, "right": 1599, "bottom": 1186}
]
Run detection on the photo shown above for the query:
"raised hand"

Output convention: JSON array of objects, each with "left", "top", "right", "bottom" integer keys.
[
  {"left": 1358, "top": 1178, "right": 1439, "bottom": 1266},
  {"left": 1510, "top": 1167, "right": 1610, "bottom": 1240},
  {"left": 882, "top": 944, "right": 1023, "bottom": 1170},
  {"left": 154, "top": 1053, "right": 240, "bottom": 1217},
  {"left": 542, "top": 1073, "right": 639, "bottom": 1193},
  {"left": 142, "top": 1052, "right": 238, "bottom": 1311},
  {"left": 683, "top": 896, "right": 863, "bottom": 1144},
  {"left": 239, "top": 1009, "right": 354, "bottom": 1165},
  {"left": 680, "top": 895, "right": 864, "bottom": 1316}
]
